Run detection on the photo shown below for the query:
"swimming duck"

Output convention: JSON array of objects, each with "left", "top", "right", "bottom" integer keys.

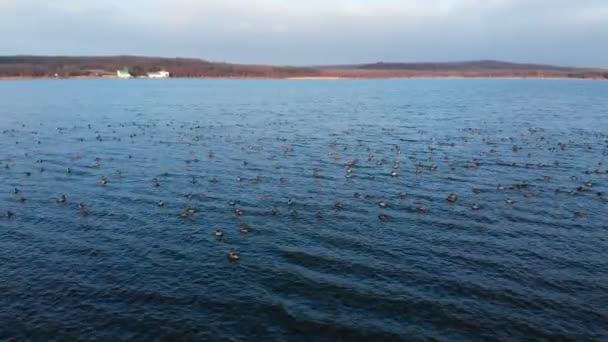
[
  {"left": 157, "top": 200, "right": 164, "bottom": 207},
  {"left": 6, "top": 210, "right": 15, "bottom": 218},
  {"left": 100, "top": 176, "right": 108, "bottom": 186},
  {"left": 19, "top": 196, "right": 27, "bottom": 203},
  {"left": 574, "top": 211, "right": 586, "bottom": 218},
  {"left": 13, "top": 188, "right": 19, "bottom": 194},
  {"left": 78, "top": 203, "right": 88, "bottom": 216},
  {"left": 472, "top": 188, "right": 481, "bottom": 194},
  {"left": 234, "top": 208, "right": 244, "bottom": 216},
  {"left": 334, "top": 201, "right": 344, "bottom": 210},
  {"left": 179, "top": 211, "right": 189, "bottom": 218},
  {"left": 471, "top": 204, "right": 481, "bottom": 211},
  {"left": 447, "top": 193, "right": 458, "bottom": 203},
  {"left": 378, "top": 214, "right": 392, "bottom": 222},
  {"left": 239, "top": 224, "right": 250, "bottom": 234},
  {"left": 399, "top": 192, "right": 408, "bottom": 199},
  {"left": 505, "top": 199, "right": 517, "bottom": 205},
  {"left": 287, "top": 199, "right": 295, "bottom": 206},
  {"left": 152, "top": 178, "right": 160, "bottom": 187},
  {"left": 417, "top": 206, "right": 427, "bottom": 214},
  {"left": 390, "top": 171, "right": 398, "bottom": 177},
  {"left": 57, "top": 194, "right": 67, "bottom": 203},
  {"left": 227, "top": 251, "right": 240, "bottom": 262},
  {"left": 215, "top": 229, "right": 224, "bottom": 239},
  {"left": 378, "top": 201, "right": 388, "bottom": 208}
]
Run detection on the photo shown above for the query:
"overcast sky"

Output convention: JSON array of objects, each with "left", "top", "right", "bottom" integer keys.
[{"left": 1, "top": 0, "right": 606, "bottom": 66}]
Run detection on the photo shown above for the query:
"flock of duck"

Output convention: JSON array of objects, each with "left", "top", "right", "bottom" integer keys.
[{"left": 2, "top": 120, "right": 607, "bottom": 262}]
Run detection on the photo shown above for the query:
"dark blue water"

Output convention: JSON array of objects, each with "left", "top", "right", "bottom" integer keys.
[{"left": 1, "top": 79, "right": 607, "bottom": 340}]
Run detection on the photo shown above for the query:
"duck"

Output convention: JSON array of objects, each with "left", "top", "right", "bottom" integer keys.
[
  {"left": 19, "top": 196, "right": 27, "bottom": 203},
  {"left": 100, "top": 176, "right": 108, "bottom": 186},
  {"left": 57, "top": 194, "right": 67, "bottom": 203},
  {"left": 156, "top": 200, "right": 164, "bottom": 207},
  {"left": 78, "top": 203, "right": 89, "bottom": 216},
  {"left": 6, "top": 210, "right": 15, "bottom": 218},
  {"left": 179, "top": 211, "right": 189, "bottom": 218},
  {"left": 287, "top": 199, "right": 295, "bottom": 206},
  {"left": 227, "top": 251, "right": 240, "bottom": 262},
  {"left": 378, "top": 201, "right": 388, "bottom": 208},
  {"left": 471, "top": 204, "right": 481, "bottom": 211},
  {"left": 399, "top": 192, "right": 408, "bottom": 199},
  {"left": 417, "top": 206, "right": 427, "bottom": 214},
  {"left": 378, "top": 214, "right": 391, "bottom": 222},
  {"left": 152, "top": 178, "right": 160, "bottom": 187},
  {"left": 334, "top": 201, "right": 344, "bottom": 210},
  {"left": 390, "top": 171, "right": 398, "bottom": 177},
  {"left": 239, "top": 224, "right": 250, "bottom": 234},
  {"left": 472, "top": 188, "right": 481, "bottom": 194},
  {"left": 447, "top": 193, "right": 458, "bottom": 203},
  {"left": 13, "top": 188, "right": 19, "bottom": 194},
  {"left": 505, "top": 199, "right": 517, "bottom": 205},
  {"left": 215, "top": 229, "right": 224, "bottom": 239},
  {"left": 234, "top": 208, "right": 244, "bottom": 216},
  {"left": 574, "top": 211, "right": 586, "bottom": 218}
]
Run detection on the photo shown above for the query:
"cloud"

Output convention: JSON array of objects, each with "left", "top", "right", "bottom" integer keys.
[{"left": 0, "top": 0, "right": 607, "bottom": 66}]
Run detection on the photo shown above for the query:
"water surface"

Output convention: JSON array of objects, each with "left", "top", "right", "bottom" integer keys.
[{"left": 1, "top": 79, "right": 607, "bottom": 340}]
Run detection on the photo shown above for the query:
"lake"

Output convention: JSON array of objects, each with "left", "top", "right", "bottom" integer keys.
[{"left": 1, "top": 79, "right": 607, "bottom": 340}]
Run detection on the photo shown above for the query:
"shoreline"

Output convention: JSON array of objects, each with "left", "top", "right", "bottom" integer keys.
[{"left": 1, "top": 76, "right": 607, "bottom": 81}]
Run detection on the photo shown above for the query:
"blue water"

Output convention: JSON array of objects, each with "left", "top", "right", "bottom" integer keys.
[{"left": 1, "top": 79, "right": 607, "bottom": 340}]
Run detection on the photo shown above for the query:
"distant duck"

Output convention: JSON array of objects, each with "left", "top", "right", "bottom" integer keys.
[
  {"left": 234, "top": 208, "right": 244, "bottom": 216},
  {"left": 227, "top": 251, "right": 240, "bottom": 262},
  {"left": 334, "top": 201, "right": 344, "bottom": 210},
  {"left": 417, "top": 206, "right": 427, "bottom": 214},
  {"left": 574, "top": 211, "right": 586, "bottom": 218},
  {"left": 399, "top": 192, "right": 408, "bottom": 199},
  {"left": 156, "top": 200, "right": 164, "bottom": 207},
  {"left": 390, "top": 171, "right": 398, "bottom": 177},
  {"left": 6, "top": 210, "right": 15, "bottom": 218},
  {"left": 239, "top": 224, "right": 250, "bottom": 234},
  {"left": 353, "top": 192, "right": 362, "bottom": 199},
  {"left": 152, "top": 178, "right": 160, "bottom": 187},
  {"left": 13, "top": 188, "right": 19, "bottom": 194},
  {"left": 472, "top": 188, "right": 481, "bottom": 194},
  {"left": 287, "top": 199, "right": 295, "bottom": 206},
  {"left": 19, "top": 196, "right": 27, "bottom": 203},
  {"left": 378, "top": 201, "right": 388, "bottom": 208},
  {"left": 215, "top": 229, "right": 224, "bottom": 239},
  {"left": 57, "top": 194, "right": 67, "bottom": 203},
  {"left": 228, "top": 200, "right": 236, "bottom": 206},
  {"left": 78, "top": 203, "right": 89, "bottom": 216},
  {"left": 100, "top": 176, "right": 108, "bottom": 186},
  {"left": 67, "top": 168, "right": 72, "bottom": 174},
  {"left": 378, "top": 214, "right": 391, "bottom": 222},
  {"left": 271, "top": 207, "right": 279, "bottom": 215},
  {"left": 471, "top": 204, "right": 481, "bottom": 211},
  {"left": 447, "top": 193, "right": 458, "bottom": 203},
  {"left": 505, "top": 199, "right": 517, "bottom": 205},
  {"left": 179, "top": 211, "right": 189, "bottom": 218}
]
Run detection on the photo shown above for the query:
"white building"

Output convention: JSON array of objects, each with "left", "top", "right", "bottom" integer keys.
[
  {"left": 147, "top": 70, "right": 170, "bottom": 78},
  {"left": 117, "top": 69, "right": 132, "bottom": 78}
]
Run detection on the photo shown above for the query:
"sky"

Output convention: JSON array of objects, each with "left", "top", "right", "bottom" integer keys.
[{"left": 1, "top": 0, "right": 606, "bottom": 67}]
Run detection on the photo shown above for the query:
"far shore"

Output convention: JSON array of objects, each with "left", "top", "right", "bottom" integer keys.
[{"left": 1, "top": 76, "right": 607, "bottom": 81}]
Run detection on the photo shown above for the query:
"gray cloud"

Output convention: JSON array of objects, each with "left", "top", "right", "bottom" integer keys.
[{"left": 0, "top": 0, "right": 606, "bottom": 66}]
